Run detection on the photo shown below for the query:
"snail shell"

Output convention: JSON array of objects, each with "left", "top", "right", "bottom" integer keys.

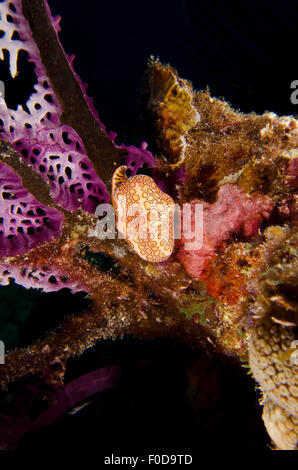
[{"left": 112, "top": 166, "right": 175, "bottom": 262}]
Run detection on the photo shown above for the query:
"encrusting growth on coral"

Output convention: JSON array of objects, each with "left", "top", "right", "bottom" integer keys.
[
  {"left": 145, "top": 59, "right": 297, "bottom": 449},
  {"left": 144, "top": 57, "right": 201, "bottom": 167},
  {"left": 247, "top": 228, "right": 298, "bottom": 449},
  {"left": 0, "top": 1, "right": 297, "bottom": 450}
]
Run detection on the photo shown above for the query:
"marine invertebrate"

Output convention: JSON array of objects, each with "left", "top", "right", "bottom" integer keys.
[
  {"left": 0, "top": 364, "right": 120, "bottom": 449},
  {"left": 144, "top": 57, "right": 201, "bottom": 167},
  {"left": 112, "top": 166, "right": 175, "bottom": 262},
  {"left": 177, "top": 183, "right": 273, "bottom": 280},
  {"left": 247, "top": 228, "right": 298, "bottom": 450},
  {"left": 144, "top": 60, "right": 298, "bottom": 449},
  {"left": 0, "top": 159, "right": 63, "bottom": 257},
  {"left": 0, "top": 0, "right": 297, "bottom": 451}
]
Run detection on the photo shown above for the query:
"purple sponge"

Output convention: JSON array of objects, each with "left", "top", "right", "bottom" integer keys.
[
  {"left": 0, "top": 0, "right": 109, "bottom": 213},
  {"left": 0, "top": 161, "right": 63, "bottom": 258}
]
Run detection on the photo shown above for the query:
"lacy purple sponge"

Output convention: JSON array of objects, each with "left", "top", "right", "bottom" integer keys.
[
  {"left": 0, "top": 161, "right": 63, "bottom": 258},
  {"left": 0, "top": 0, "right": 109, "bottom": 213},
  {"left": 13, "top": 124, "right": 109, "bottom": 212},
  {"left": 0, "top": 262, "right": 85, "bottom": 293}
]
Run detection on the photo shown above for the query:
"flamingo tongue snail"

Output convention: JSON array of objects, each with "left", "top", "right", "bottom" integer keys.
[{"left": 112, "top": 166, "right": 175, "bottom": 262}]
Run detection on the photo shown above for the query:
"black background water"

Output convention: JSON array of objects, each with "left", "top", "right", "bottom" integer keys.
[{"left": 48, "top": 0, "right": 298, "bottom": 145}]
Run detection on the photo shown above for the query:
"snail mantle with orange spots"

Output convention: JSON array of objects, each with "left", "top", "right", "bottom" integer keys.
[{"left": 112, "top": 166, "right": 175, "bottom": 262}]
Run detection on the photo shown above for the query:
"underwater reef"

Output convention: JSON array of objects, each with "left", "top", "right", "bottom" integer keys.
[{"left": 0, "top": 0, "right": 297, "bottom": 450}]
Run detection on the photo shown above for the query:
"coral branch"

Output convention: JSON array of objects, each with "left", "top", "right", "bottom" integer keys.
[
  {"left": 21, "top": 0, "right": 124, "bottom": 189},
  {"left": 0, "top": 306, "right": 121, "bottom": 389}
]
